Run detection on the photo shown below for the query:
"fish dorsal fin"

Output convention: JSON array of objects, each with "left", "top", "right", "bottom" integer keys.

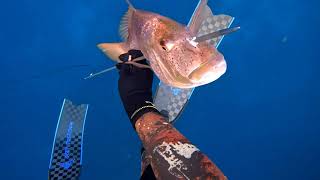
[{"left": 119, "top": 8, "right": 133, "bottom": 41}]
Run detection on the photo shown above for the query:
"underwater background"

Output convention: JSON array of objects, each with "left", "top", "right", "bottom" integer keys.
[{"left": 1, "top": 0, "right": 319, "bottom": 179}]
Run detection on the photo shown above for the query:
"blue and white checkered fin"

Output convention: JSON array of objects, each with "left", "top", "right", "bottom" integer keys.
[{"left": 49, "top": 99, "right": 89, "bottom": 180}]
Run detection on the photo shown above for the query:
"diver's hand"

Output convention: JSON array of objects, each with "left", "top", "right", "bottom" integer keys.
[{"left": 117, "top": 50, "right": 159, "bottom": 129}]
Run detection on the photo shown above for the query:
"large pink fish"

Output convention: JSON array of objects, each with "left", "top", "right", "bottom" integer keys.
[{"left": 98, "top": 0, "right": 227, "bottom": 88}]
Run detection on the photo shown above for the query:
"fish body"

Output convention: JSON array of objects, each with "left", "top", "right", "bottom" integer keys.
[{"left": 99, "top": 0, "right": 227, "bottom": 88}]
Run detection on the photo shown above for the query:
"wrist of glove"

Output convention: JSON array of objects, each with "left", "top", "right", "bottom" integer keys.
[{"left": 117, "top": 50, "right": 160, "bottom": 129}]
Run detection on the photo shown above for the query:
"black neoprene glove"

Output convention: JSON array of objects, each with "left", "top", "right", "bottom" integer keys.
[{"left": 117, "top": 50, "right": 159, "bottom": 129}]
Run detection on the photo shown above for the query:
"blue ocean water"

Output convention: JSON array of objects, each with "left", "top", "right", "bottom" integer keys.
[{"left": 0, "top": 0, "right": 319, "bottom": 179}]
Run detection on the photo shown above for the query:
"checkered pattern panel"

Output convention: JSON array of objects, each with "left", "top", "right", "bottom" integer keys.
[
  {"left": 154, "top": 12, "right": 233, "bottom": 123},
  {"left": 49, "top": 135, "right": 82, "bottom": 180},
  {"left": 154, "top": 83, "right": 193, "bottom": 122},
  {"left": 197, "top": 14, "right": 233, "bottom": 47},
  {"left": 49, "top": 99, "right": 88, "bottom": 180}
]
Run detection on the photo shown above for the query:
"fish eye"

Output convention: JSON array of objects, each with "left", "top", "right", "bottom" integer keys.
[
  {"left": 160, "top": 40, "right": 167, "bottom": 51},
  {"left": 160, "top": 39, "right": 174, "bottom": 51},
  {"left": 160, "top": 40, "right": 165, "bottom": 46}
]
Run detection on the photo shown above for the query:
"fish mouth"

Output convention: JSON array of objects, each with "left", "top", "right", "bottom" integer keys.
[{"left": 188, "top": 54, "right": 227, "bottom": 84}]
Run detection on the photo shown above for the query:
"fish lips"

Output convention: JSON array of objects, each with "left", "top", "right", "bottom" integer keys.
[{"left": 188, "top": 54, "right": 227, "bottom": 85}]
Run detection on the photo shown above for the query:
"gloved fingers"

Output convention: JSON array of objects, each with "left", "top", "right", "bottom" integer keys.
[
  {"left": 116, "top": 62, "right": 152, "bottom": 77},
  {"left": 116, "top": 63, "right": 133, "bottom": 72},
  {"left": 119, "top": 49, "right": 144, "bottom": 62},
  {"left": 119, "top": 53, "right": 130, "bottom": 62},
  {"left": 131, "top": 56, "right": 147, "bottom": 63},
  {"left": 128, "top": 49, "right": 144, "bottom": 59},
  {"left": 117, "top": 49, "right": 151, "bottom": 73},
  {"left": 126, "top": 61, "right": 151, "bottom": 69}
]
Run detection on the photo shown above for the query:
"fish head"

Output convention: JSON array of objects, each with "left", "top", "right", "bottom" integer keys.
[
  {"left": 131, "top": 10, "right": 227, "bottom": 88},
  {"left": 184, "top": 40, "right": 227, "bottom": 87}
]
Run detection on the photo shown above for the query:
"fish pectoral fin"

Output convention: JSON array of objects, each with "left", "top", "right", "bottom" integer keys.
[{"left": 97, "top": 42, "right": 129, "bottom": 62}]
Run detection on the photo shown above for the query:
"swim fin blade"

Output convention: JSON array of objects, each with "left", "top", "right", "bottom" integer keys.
[{"left": 48, "top": 99, "right": 89, "bottom": 180}]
